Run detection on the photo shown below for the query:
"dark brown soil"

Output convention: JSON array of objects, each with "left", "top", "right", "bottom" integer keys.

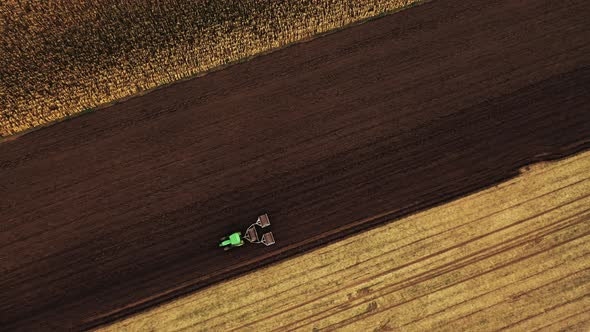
[{"left": 1, "top": 0, "right": 589, "bottom": 330}]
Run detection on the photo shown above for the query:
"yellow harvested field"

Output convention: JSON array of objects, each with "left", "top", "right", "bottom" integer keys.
[
  {"left": 0, "top": 0, "right": 422, "bottom": 137},
  {"left": 101, "top": 151, "right": 590, "bottom": 331}
]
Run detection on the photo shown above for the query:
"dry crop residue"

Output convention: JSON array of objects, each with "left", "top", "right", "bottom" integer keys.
[
  {"left": 101, "top": 151, "right": 590, "bottom": 331},
  {"left": 0, "top": 0, "right": 421, "bottom": 137}
]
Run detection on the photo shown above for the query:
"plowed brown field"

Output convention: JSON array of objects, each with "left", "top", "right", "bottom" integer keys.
[
  {"left": 1, "top": 0, "right": 589, "bottom": 330},
  {"left": 102, "top": 151, "right": 590, "bottom": 332}
]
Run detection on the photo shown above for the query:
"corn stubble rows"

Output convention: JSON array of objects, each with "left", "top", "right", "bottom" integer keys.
[{"left": 0, "top": 0, "right": 421, "bottom": 137}]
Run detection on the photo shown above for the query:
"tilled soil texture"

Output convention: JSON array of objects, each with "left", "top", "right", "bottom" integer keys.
[
  {"left": 101, "top": 152, "right": 590, "bottom": 332},
  {"left": 1, "top": 0, "right": 590, "bottom": 330}
]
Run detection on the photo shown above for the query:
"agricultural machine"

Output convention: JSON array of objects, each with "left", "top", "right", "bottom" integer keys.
[{"left": 219, "top": 213, "right": 275, "bottom": 251}]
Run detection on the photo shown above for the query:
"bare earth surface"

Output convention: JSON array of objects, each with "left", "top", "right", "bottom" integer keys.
[
  {"left": 1, "top": 0, "right": 589, "bottom": 330},
  {"left": 102, "top": 151, "right": 590, "bottom": 332}
]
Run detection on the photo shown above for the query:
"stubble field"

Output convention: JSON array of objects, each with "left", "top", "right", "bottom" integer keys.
[{"left": 0, "top": 0, "right": 421, "bottom": 137}]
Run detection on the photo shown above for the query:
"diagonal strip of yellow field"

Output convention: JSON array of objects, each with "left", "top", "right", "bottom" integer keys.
[
  {"left": 101, "top": 151, "right": 590, "bottom": 331},
  {"left": 0, "top": 0, "right": 423, "bottom": 137}
]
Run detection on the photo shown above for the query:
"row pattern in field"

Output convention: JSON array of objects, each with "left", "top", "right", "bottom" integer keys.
[{"left": 0, "top": 0, "right": 420, "bottom": 137}]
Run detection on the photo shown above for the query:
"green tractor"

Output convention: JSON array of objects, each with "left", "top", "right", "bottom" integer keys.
[{"left": 219, "top": 214, "right": 275, "bottom": 251}]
